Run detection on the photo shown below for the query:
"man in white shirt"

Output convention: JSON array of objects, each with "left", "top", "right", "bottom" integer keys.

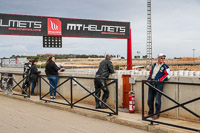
[{"left": 146, "top": 53, "right": 170, "bottom": 119}]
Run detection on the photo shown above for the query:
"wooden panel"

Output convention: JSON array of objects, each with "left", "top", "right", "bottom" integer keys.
[{"left": 122, "top": 75, "right": 131, "bottom": 108}]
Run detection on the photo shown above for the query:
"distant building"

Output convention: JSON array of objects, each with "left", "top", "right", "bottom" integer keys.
[{"left": 0, "top": 57, "right": 27, "bottom": 68}]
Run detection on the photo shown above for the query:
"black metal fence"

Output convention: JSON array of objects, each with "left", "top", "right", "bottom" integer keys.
[
  {"left": 0, "top": 72, "right": 30, "bottom": 98},
  {"left": 39, "top": 75, "right": 118, "bottom": 116},
  {"left": 142, "top": 80, "right": 200, "bottom": 132},
  {"left": 0, "top": 72, "right": 118, "bottom": 115}
]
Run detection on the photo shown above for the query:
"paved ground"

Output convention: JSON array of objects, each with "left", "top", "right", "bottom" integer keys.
[
  {"left": 0, "top": 92, "right": 199, "bottom": 133},
  {"left": 0, "top": 95, "right": 151, "bottom": 133}
]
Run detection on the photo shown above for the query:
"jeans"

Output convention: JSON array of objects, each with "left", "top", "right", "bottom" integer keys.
[
  {"left": 31, "top": 82, "right": 36, "bottom": 95},
  {"left": 147, "top": 82, "right": 164, "bottom": 116},
  {"left": 47, "top": 76, "right": 58, "bottom": 96}
]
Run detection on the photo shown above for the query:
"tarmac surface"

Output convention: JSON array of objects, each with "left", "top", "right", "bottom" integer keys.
[
  {"left": 0, "top": 92, "right": 199, "bottom": 133},
  {"left": 0, "top": 95, "right": 151, "bottom": 133}
]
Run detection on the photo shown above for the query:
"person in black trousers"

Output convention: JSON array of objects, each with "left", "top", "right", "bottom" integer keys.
[
  {"left": 22, "top": 60, "right": 32, "bottom": 94},
  {"left": 29, "top": 59, "right": 41, "bottom": 96},
  {"left": 94, "top": 54, "right": 115, "bottom": 109},
  {"left": 146, "top": 53, "right": 170, "bottom": 119}
]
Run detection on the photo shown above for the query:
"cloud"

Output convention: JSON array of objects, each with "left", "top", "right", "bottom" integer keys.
[{"left": 0, "top": 0, "right": 200, "bottom": 58}]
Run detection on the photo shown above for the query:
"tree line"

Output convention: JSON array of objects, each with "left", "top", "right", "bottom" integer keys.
[{"left": 10, "top": 54, "right": 124, "bottom": 61}]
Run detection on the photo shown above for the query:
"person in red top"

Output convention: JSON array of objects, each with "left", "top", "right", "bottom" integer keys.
[{"left": 146, "top": 53, "right": 170, "bottom": 119}]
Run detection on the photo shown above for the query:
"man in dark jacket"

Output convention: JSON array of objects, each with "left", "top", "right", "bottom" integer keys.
[
  {"left": 94, "top": 54, "right": 115, "bottom": 109},
  {"left": 29, "top": 59, "right": 41, "bottom": 95}
]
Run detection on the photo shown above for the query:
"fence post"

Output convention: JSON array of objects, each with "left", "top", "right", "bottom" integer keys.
[
  {"left": 70, "top": 76, "right": 73, "bottom": 108},
  {"left": 142, "top": 80, "right": 144, "bottom": 120},
  {"left": 116, "top": 79, "right": 118, "bottom": 115},
  {"left": 39, "top": 75, "right": 41, "bottom": 100}
]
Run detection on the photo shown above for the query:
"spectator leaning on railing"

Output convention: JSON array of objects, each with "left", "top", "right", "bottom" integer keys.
[
  {"left": 45, "top": 56, "right": 60, "bottom": 99},
  {"left": 94, "top": 54, "right": 115, "bottom": 109},
  {"left": 146, "top": 53, "right": 170, "bottom": 119},
  {"left": 29, "top": 59, "right": 41, "bottom": 96}
]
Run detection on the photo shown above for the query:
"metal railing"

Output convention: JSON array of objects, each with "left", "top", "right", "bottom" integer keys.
[
  {"left": 142, "top": 80, "right": 200, "bottom": 132},
  {"left": 0, "top": 72, "right": 30, "bottom": 98},
  {"left": 39, "top": 75, "right": 118, "bottom": 116}
]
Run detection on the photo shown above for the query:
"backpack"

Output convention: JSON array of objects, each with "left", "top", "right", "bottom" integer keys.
[{"left": 23, "top": 63, "right": 31, "bottom": 76}]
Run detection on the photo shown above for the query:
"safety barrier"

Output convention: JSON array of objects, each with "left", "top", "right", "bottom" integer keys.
[
  {"left": 142, "top": 80, "right": 200, "bottom": 132},
  {"left": 39, "top": 75, "right": 118, "bottom": 116},
  {"left": 0, "top": 72, "right": 30, "bottom": 98}
]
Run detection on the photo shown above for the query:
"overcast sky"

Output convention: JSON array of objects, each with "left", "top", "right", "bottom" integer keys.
[{"left": 0, "top": 0, "right": 200, "bottom": 59}]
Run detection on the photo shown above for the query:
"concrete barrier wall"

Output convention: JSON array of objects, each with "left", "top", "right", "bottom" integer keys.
[
  {"left": 133, "top": 76, "right": 179, "bottom": 119},
  {"left": 133, "top": 75, "right": 199, "bottom": 122},
  {"left": 0, "top": 68, "right": 199, "bottom": 122},
  {"left": 0, "top": 69, "right": 119, "bottom": 108},
  {"left": 178, "top": 77, "right": 200, "bottom": 122}
]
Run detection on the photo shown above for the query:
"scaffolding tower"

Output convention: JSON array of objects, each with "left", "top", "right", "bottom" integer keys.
[{"left": 147, "top": 0, "right": 152, "bottom": 66}]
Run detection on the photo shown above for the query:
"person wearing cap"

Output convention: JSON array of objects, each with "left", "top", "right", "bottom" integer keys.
[
  {"left": 94, "top": 54, "right": 115, "bottom": 109},
  {"left": 146, "top": 53, "right": 170, "bottom": 119}
]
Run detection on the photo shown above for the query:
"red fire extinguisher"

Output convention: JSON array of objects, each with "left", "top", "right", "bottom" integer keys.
[{"left": 129, "top": 91, "right": 135, "bottom": 113}]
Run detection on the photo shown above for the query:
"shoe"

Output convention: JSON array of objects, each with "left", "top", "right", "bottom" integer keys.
[
  {"left": 101, "top": 104, "right": 108, "bottom": 109},
  {"left": 144, "top": 114, "right": 153, "bottom": 118},
  {"left": 153, "top": 115, "right": 159, "bottom": 120},
  {"left": 96, "top": 103, "right": 101, "bottom": 109},
  {"left": 50, "top": 96, "right": 53, "bottom": 99},
  {"left": 31, "top": 93, "right": 36, "bottom": 96},
  {"left": 53, "top": 96, "right": 56, "bottom": 99}
]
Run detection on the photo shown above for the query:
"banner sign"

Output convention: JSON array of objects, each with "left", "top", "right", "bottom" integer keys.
[{"left": 0, "top": 13, "right": 130, "bottom": 39}]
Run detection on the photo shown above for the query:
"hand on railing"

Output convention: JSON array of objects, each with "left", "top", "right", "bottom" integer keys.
[{"left": 58, "top": 65, "right": 65, "bottom": 72}]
